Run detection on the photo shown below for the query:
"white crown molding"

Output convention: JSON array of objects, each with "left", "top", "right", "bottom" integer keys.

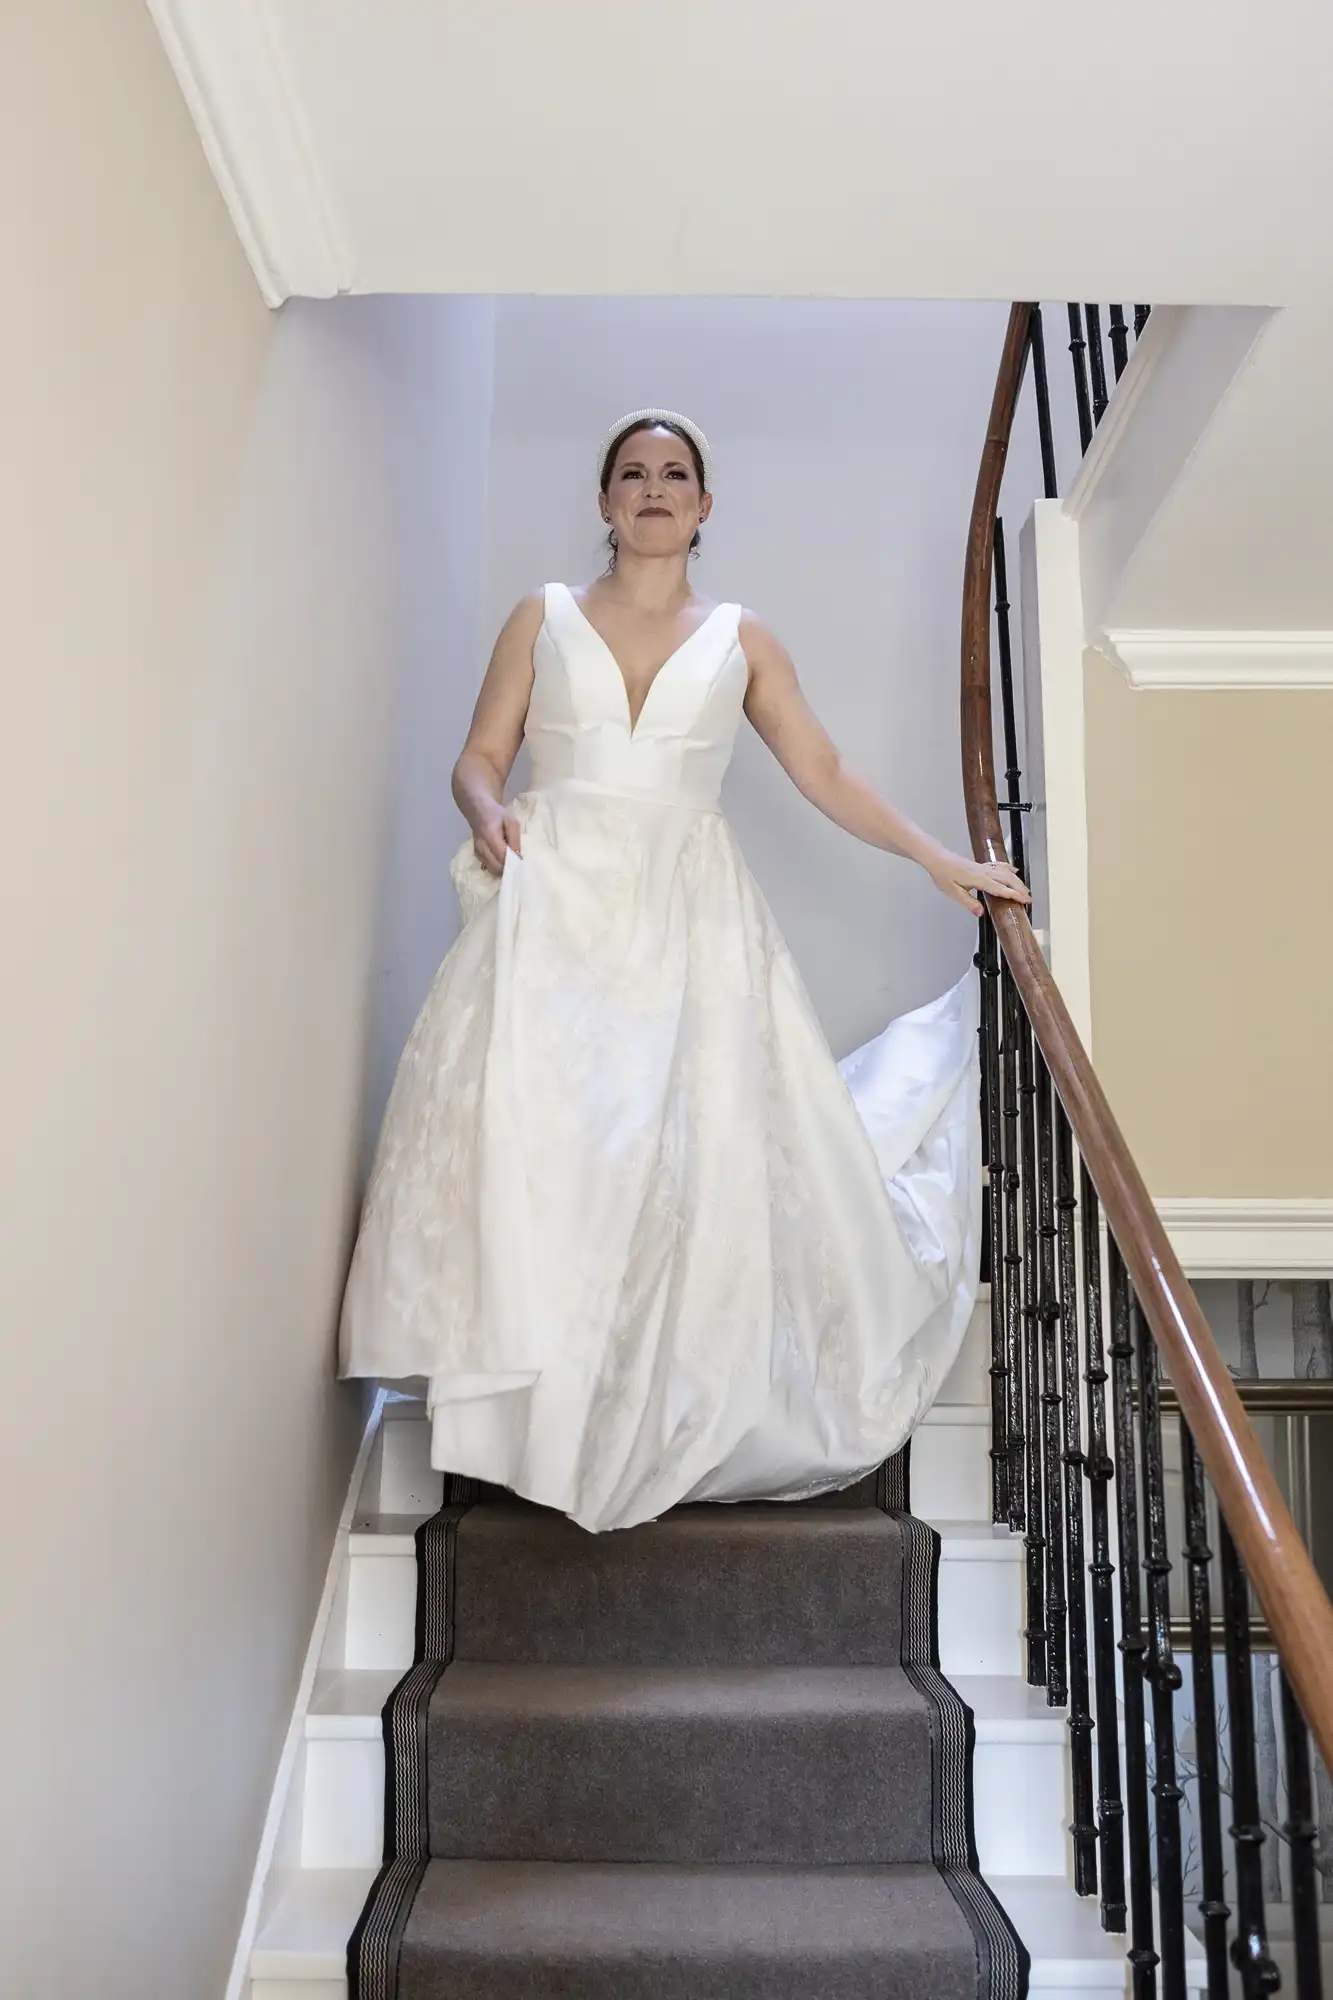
[
  {"left": 146, "top": 0, "right": 353, "bottom": 306},
  {"left": 1096, "top": 628, "right": 1333, "bottom": 690},
  {"left": 1156, "top": 1199, "right": 1333, "bottom": 1276}
]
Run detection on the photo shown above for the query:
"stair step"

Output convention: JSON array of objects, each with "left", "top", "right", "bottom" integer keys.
[
  {"left": 309, "top": 1668, "right": 1066, "bottom": 1745},
  {"left": 250, "top": 1866, "right": 376, "bottom": 1993},
  {"left": 450, "top": 1500, "right": 904, "bottom": 1665},
  {"left": 991, "top": 1877, "right": 1207, "bottom": 1993},
  {"left": 361, "top": 1859, "right": 980, "bottom": 1998},
  {"left": 426, "top": 1661, "right": 932, "bottom": 1866},
  {"left": 250, "top": 1866, "right": 1208, "bottom": 1999},
  {"left": 340, "top": 1511, "right": 1027, "bottom": 1678},
  {"left": 300, "top": 1669, "right": 1069, "bottom": 1877}
]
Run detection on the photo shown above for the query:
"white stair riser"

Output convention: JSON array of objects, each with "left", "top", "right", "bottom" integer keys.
[
  {"left": 302, "top": 1739, "right": 385, "bottom": 1869},
  {"left": 299, "top": 1726, "right": 1068, "bottom": 1876},
  {"left": 343, "top": 1551, "right": 418, "bottom": 1671},
  {"left": 911, "top": 1415, "right": 992, "bottom": 1522},
  {"left": 377, "top": 1401, "right": 998, "bottom": 1523},
  {"left": 974, "top": 1739, "right": 1069, "bottom": 1877},
  {"left": 376, "top": 1413, "right": 445, "bottom": 1515},
  {"left": 937, "top": 1551, "right": 1026, "bottom": 1677},
  {"left": 373, "top": 1427, "right": 998, "bottom": 1529}
]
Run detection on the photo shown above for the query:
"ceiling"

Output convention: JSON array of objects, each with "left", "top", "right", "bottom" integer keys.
[{"left": 149, "top": 0, "right": 1333, "bottom": 308}]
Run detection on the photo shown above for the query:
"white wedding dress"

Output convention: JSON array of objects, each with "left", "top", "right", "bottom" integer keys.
[{"left": 339, "top": 581, "right": 981, "bottom": 1533}]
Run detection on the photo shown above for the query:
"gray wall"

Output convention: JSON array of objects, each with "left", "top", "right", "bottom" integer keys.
[{"left": 479, "top": 296, "right": 1050, "bottom": 1054}]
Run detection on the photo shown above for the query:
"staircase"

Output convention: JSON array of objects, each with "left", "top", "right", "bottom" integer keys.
[{"left": 245, "top": 1292, "right": 1203, "bottom": 1997}]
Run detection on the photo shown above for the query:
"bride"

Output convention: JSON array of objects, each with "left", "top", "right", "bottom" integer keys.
[{"left": 339, "top": 407, "right": 1029, "bottom": 1534}]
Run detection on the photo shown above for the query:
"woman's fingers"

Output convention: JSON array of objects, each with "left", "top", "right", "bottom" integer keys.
[
  {"left": 472, "top": 809, "right": 523, "bottom": 877},
  {"left": 474, "top": 831, "right": 505, "bottom": 876},
  {"left": 978, "top": 863, "right": 1030, "bottom": 903}
]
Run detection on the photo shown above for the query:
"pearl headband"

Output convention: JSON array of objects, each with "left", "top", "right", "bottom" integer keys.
[{"left": 597, "top": 407, "right": 713, "bottom": 491}]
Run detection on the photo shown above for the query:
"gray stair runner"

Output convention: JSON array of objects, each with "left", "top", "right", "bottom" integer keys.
[{"left": 348, "top": 1460, "right": 1029, "bottom": 1999}]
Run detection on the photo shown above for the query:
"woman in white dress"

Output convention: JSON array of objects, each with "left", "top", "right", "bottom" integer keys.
[{"left": 339, "top": 408, "right": 1029, "bottom": 1534}]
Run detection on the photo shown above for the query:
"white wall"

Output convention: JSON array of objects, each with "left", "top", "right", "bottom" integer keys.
[
  {"left": 360, "top": 297, "right": 497, "bottom": 1163},
  {"left": 479, "top": 296, "right": 1056, "bottom": 1053},
  {"left": 0, "top": 8, "right": 460, "bottom": 1993}
]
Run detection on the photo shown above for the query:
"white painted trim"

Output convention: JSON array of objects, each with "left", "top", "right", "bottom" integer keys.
[
  {"left": 1099, "top": 629, "right": 1333, "bottom": 690},
  {"left": 1156, "top": 1200, "right": 1333, "bottom": 1276},
  {"left": 145, "top": 0, "right": 353, "bottom": 306},
  {"left": 1061, "top": 307, "right": 1182, "bottom": 523},
  {"left": 1068, "top": 306, "right": 1274, "bottom": 645},
  {"left": 222, "top": 1386, "right": 387, "bottom": 2000},
  {"left": 1022, "top": 501, "right": 1093, "bottom": 1050}
]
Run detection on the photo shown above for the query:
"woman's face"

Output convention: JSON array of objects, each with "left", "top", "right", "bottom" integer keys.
[{"left": 600, "top": 425, "right": 712, "bottom": 561}]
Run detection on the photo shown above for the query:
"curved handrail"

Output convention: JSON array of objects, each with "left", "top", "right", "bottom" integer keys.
[{"left": 962, "top": 301, "right": 1333, "bottom": 1770}]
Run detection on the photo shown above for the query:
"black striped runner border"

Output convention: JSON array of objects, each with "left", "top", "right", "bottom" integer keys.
[
  {"left": 347, "top": 1476, "right": 479, "bottom": 2000},
  {"left": 881, "top": 1486, "right": 1031, "bottom": 2000}
]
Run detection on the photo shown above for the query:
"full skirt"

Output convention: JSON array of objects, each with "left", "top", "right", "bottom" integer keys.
[{"left": 339, "top": 782, "right": 981, "bottom": 1532}]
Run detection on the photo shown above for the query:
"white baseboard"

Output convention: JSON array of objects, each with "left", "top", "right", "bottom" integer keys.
[
  {"left": 223, "top": 1386, "right": 387, "bottom": 2000},
  {"left": 1156, "top": 1199, "right": 1333, "bottom": 1276}
]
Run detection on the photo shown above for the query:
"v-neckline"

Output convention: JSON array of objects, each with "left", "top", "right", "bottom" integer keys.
[{"left": 559, "top": 582, "right": 728, "bottom": 739}]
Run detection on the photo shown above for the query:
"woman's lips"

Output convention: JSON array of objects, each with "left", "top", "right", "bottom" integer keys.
[{"left": 638, "top": 507, "right": 671, "bottom": 517}]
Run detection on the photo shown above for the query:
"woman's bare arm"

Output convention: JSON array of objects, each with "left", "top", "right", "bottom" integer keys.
[
  {"left": 451, "top": 593, "right": 543, "bottom": 874},
  {"left": 739, "top": 612, "right": 1029, "bottom": 916}
]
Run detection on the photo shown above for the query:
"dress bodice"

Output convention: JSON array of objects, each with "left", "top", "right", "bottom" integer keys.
[{"left": 525, "top": 581, "right": 748, "bottom": 812}]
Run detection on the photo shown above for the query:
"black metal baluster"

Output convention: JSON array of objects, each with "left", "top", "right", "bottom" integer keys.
[
  {"left": 1035, "top": 1050, "right": 1068, "bottom": 1706},
  {"left": 1179, "top": 1419, "right": 1231, "bottom": 1996},
  {"left": 1018, "top": 1005, "right": 1047, "bottom": 1683},
  {"left": 1067, "top": 304, "right": 1094, "bottom": 454},
  {"left": 992, "top": 517, "right": 1028, "bottom": 884},
  {"left": 1028, "top": 303, "right": 1059, "bottom": 499},
  {"left": 979, "top": 911, "right": 1008, "bottom": 1522},
  {"left": 1279, "top": 1668, "right": 1324, "bottom": 1999},
  {"left": 1081, "top": 1166, "right": 1126, "bottom": 1929},
  {"left": 1218, "top": 1515, "right": 1281, "bottom": 1999},
  {"left": 1108, "top": 305, "right": 1131, "bottom": 380},
  {"left": 1000, "top": 963, "right": 1026, "bottom": 1534},
  {"left": 1109, "top": 1240, "right": 1159, "bottom": 1997},
  {"left": 1134, "top": 304, "right": 1152, "bottom": 335},
  {"left": 1134, "top": 1303, "right": 1187, "bottom": 1997},
  {"left": 1085, "top": 305, "right": 1111, "bottom": 427},
  {"left": 1055, "top": 1106, "right": 1096, "bottom": 1890}
]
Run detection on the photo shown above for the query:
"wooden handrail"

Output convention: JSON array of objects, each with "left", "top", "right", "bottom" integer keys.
[{"left": 962, "top": 301, "right": 1333, "bottom": 1772}]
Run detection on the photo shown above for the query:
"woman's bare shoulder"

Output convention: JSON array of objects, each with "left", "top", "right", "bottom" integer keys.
[
  {"left": 736, "top": 607, "right": 791, "bottom": 667},
  {"left": 480, "top": 590, "right": 547, "bottom": 686},
  {"left": 498, "top": 588, "right": 547, "bottom": 634}
]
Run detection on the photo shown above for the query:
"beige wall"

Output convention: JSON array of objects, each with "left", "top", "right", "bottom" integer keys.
[
  {"left": 0, "top": 8, "right": 452, "bottom": 1994},
  {"left": 1083, "top": 649, "right": 1333, "bottom": 1198}
]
